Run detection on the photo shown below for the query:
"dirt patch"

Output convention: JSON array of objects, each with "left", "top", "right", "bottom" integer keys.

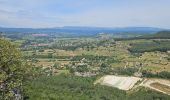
[
  {"left": 140, "top": 78, "right": 170, "bottom": 95},
  {"left": 151, "top": 82, "right": 170, "bottom": 94}
]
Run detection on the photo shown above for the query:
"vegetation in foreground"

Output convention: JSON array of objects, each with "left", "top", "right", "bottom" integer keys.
[{"left": 24, "top": 74, "right": 170, "bottom": 100}]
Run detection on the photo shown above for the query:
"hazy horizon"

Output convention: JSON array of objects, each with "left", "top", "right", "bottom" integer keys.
[
  {"left": 0, "top": 0, "right": 170, "bottom": 28},
  {"left": 0, "top": 26, "right": 168, "bottom": 30}
]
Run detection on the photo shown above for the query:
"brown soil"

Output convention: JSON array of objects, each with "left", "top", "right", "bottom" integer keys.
[{"left": 151, "top": 82, "right": 170, "bottom": 94}]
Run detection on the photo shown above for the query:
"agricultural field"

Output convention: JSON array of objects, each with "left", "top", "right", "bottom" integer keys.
[{"left": 3, "top": 30, "right": 167, "bottom": 80}]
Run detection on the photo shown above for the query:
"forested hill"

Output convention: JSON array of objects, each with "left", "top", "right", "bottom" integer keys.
[
  {"left": 115, "top": 31, "right": 170, "bottom": 41},
  {"left": 140, "top": 31, "right": 170, "bottom": 39}
]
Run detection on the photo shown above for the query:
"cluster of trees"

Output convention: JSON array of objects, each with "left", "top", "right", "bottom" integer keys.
[
  {"left": 71, "top": 55, "right": 115, "bottom": 63},
  {"left": 75, "top": 65, "right": 89, "bottom": 72},
  {"left": 51, "top": 38, "right": 115, "bottom": 51},
  {"left": 25, "top": 54, "right": 71, "bottom": 59},
  {"left": 139, "top": 31, "right": 170, "bottom": 39},
  {"left": 68, "top": 56, "right": 115, "bottom": 74},
  {"left": 99, "top": 63, "right": 111, "bottom": 74},
  {"left": 128, "top": 40, "right": 170, "bottom": 53},
  {"left": 0, "top": 39, "right": 42, "bottom": 99},
  {"left": 112, "top": 67, "right": 170, "bottom": 79},
  {"left": 51, "top": 40, "right": 96, "bottom": 51},
  {"left": 0, "top": 39, "right": 29, "bottom": 99},
  {"left": 113, "top": 67, "right": 138, "bottom": 76},
  {"left": 0, "top": 39, "right": 24, "bottom": 99},
  {"left": 142, "top": 71, "right": 170, "bottom": 79},
  {"left": 115, "top": 31, "right": 170, "bottom": 41},
  {"left": 96, "top": 39, "right": 115, "bottom": 47},
  {"left": 116, "top": 31, "right": 170, "bottom": 53}
]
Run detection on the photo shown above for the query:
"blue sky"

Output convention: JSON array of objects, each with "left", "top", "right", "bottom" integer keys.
[{"left": 0, "top": 0, "right": 170, "bottom": 28}]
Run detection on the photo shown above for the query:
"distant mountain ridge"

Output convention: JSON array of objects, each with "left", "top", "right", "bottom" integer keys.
[{"left": 0, "top": 26, "right": 168, "bottom": 37}]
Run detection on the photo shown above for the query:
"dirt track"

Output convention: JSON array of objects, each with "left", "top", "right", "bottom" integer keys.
[{"left": 140, "top": 78, "right": 170, "bottom": 95}]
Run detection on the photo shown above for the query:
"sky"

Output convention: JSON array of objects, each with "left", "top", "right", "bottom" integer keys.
[{"left": 0, "top": 0, "right": 170, "bottom": 28}]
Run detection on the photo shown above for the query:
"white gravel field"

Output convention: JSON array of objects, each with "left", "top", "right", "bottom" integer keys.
[{"left": 95, "top": 75, "right": 142, "bottom": 90}]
